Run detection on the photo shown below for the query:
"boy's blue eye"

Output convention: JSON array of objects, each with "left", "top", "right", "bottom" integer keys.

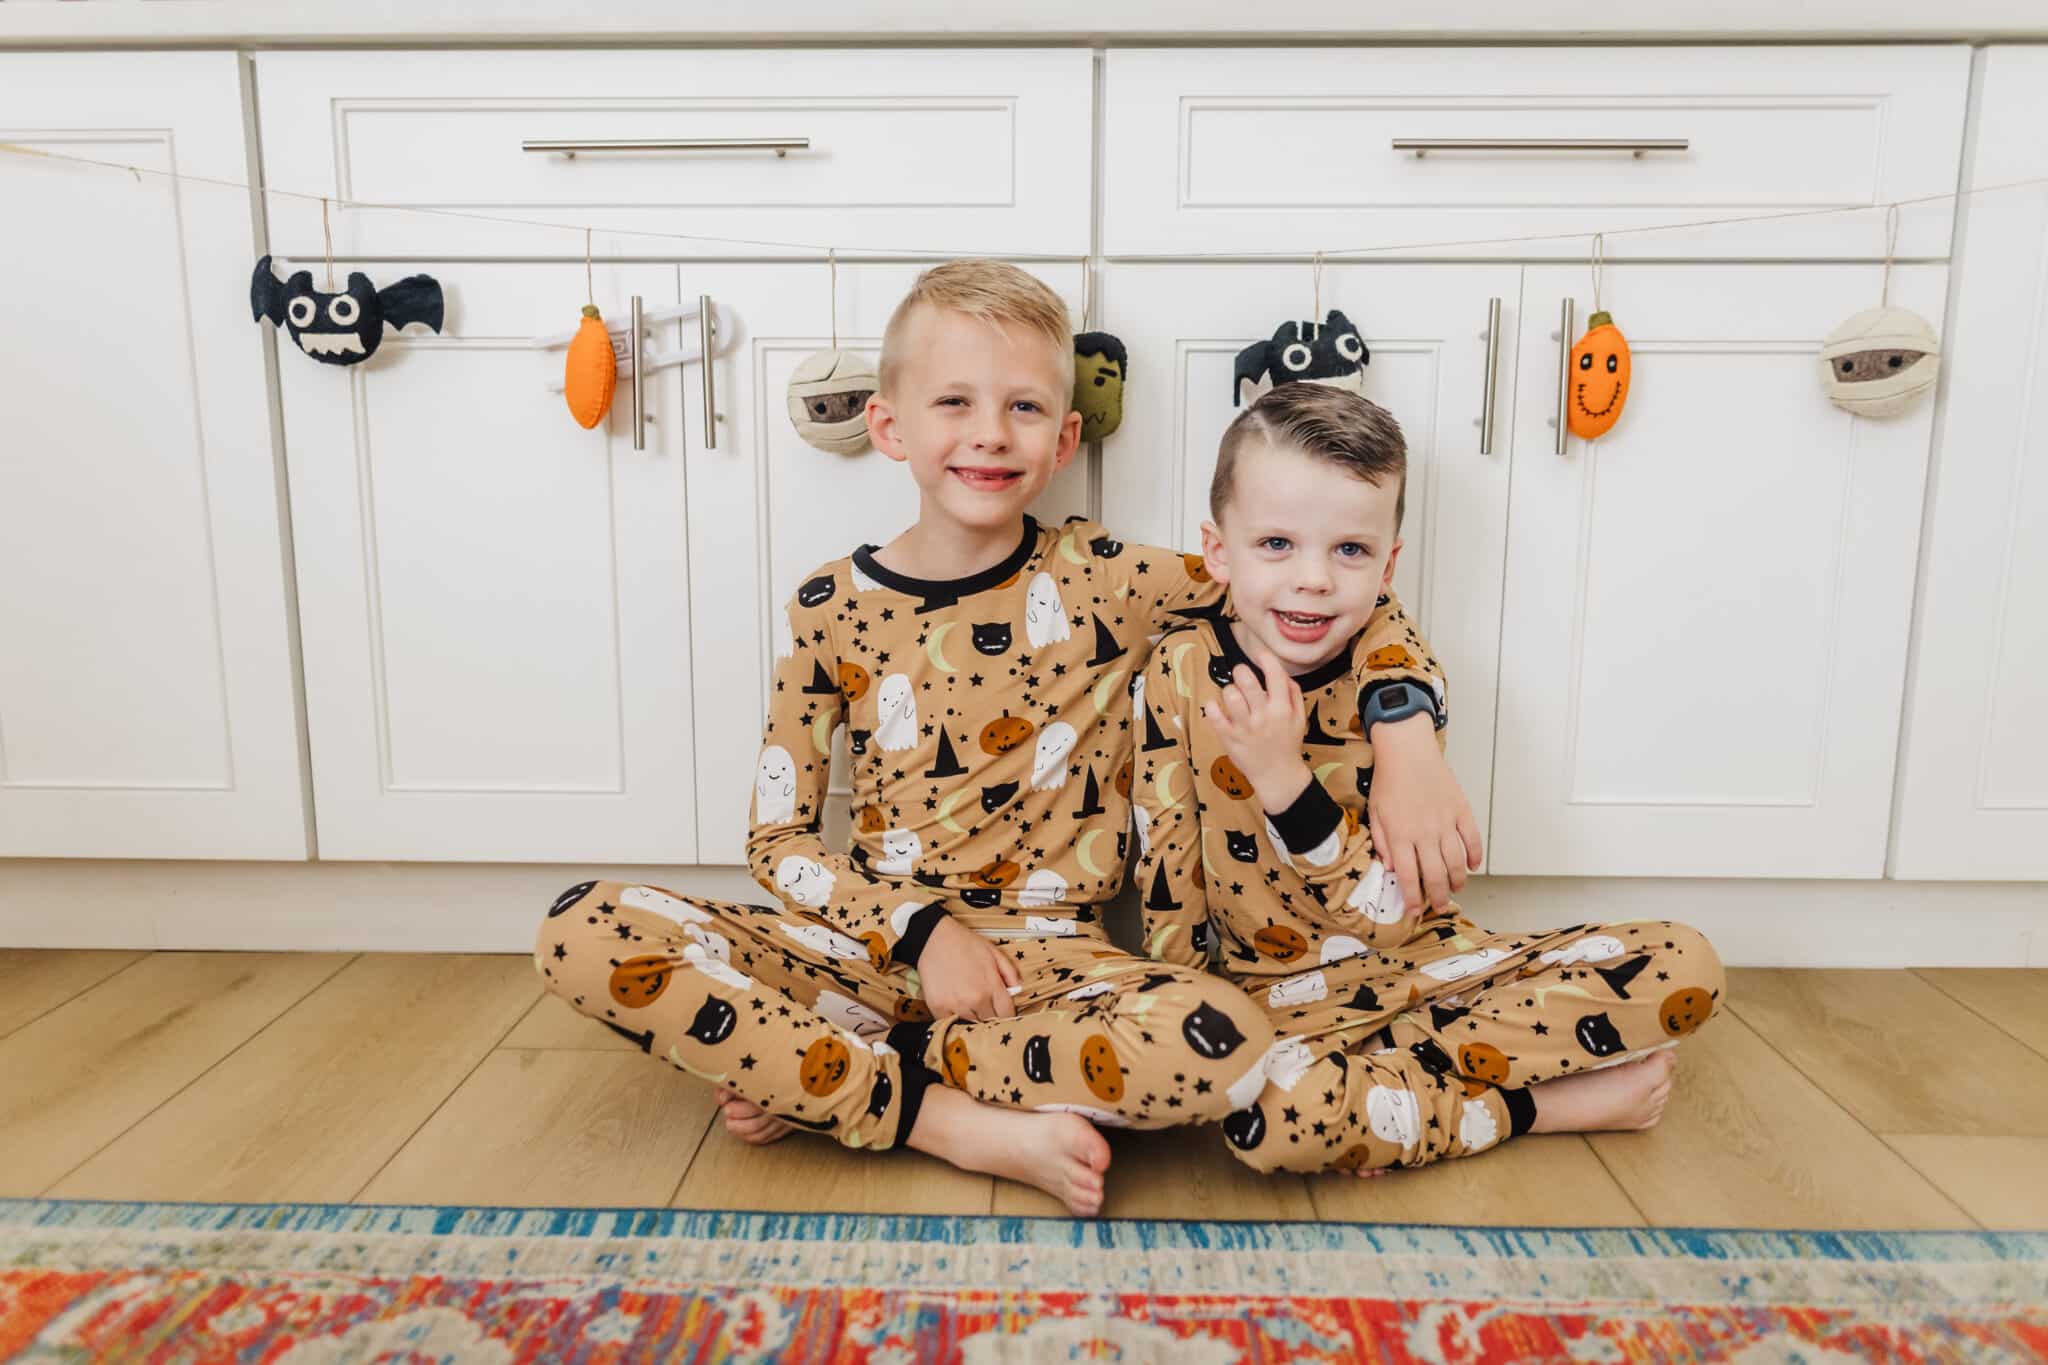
[
  {"left": 1337, "top": 543, "right": 1369, "bottom": 559},
  {"left": 1259, "top": 537, "right": 1291, "bottom": 552},
  {"left": 1013, "top": 401, "right": 1042, "bottom": 414}
]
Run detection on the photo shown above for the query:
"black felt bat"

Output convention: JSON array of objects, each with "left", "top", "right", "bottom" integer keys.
[
  {"left": 250, "top": 255, "right": 444, "bottom": 366},
  {"left": 1232, "top": 308, "right": 1368, "bottom": 406}
]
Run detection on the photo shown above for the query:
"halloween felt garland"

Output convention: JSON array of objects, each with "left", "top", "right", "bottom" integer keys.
[
  {"left": 1232, "top": 308, "right": 1369, "bottom": 407},
  {"left": 249, "top": 255, "right": 443, "bottom": 366},
  {"left": 1073, "top": 331, "right": 1128, "bottom": 440},
  {"left": 1819, "top": 209, "right": 1940, "bottom": 419}
]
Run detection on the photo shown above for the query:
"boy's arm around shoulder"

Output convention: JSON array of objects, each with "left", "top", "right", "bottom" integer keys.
[
  {"left": 1076, "top": 516, "right": 1225, "bottom": 638},
  {"left": 1131, "top": 637, "right": 1213, "bottom": 971}
]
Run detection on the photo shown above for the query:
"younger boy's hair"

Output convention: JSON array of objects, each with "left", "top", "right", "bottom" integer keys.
[
  {"left": 1210, "top": 384, "right": 1407, "bottom": 530},
  {"left": 878, "top": 259, "right": 1072, "bottom": 398}
]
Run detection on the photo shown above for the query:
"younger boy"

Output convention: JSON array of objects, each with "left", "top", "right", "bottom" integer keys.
[
  {"left": 1136, "top": 383, "right": 1725, "bottom": 1176},
  {"left": 536, "top": 263, "right": 1467, "bottom": 1214}
]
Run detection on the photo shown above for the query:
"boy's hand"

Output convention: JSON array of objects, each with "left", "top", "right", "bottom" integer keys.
[
  {"left": 1367, "top": 713, "right": 1482, "bottom": 910},
  {"left": 917, "top": 914, "right": 1022, "bottom": 1022},
  {"left": 1205, "top": 644, "right": 1313, "bottom": 812}
]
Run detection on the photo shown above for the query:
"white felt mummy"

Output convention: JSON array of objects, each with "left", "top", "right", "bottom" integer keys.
[
  {"left": 786, "top": 349, "right": 878, "bottom": 456},
  {"left": 1819, "top": 306, "right": 1940, "bottom": 418}
]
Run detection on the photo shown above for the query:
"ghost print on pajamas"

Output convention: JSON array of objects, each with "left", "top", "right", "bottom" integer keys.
[
  {"left": 1024, "top": 572, "right": 1072, "bottom": 648},
  {"left": 875, "top": 828, "right": 922, "bottom": 875},
  {"left": 1346, "top": 861, "right": 1405, "bottom": 925},
  {"left": 1366, "top": 1084, "right": 1422, "bottom": 1148},
  {"left": 755, "top": 746, "right": 798, "bottom": 824},
  {"left": 774, "top": 856, "right": 837, "bottom": 909},
  {"left": 1017, "top": 868, "right": 1068, "bottom": 908},
  {"left": 776, "top": 919, "right": 870, "bottom": 961},
  {"left": 1032, "top": 722, "right": 1078, "bottom": 791},
  {"left": 875, "top": 673, "right": 917, "bottom": 752}
]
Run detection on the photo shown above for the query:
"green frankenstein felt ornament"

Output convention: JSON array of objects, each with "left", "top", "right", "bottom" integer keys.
[{"left": 1072, "top": 331, "right": 1128, "bottom": 441}]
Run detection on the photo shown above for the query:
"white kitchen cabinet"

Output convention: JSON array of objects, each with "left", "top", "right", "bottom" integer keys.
[
  {"left": 1100, "top": 264, "right": 1520, "bottom": 859},
  {"left": 0, "top": 53, "right": 308, "bottom": 859},
  {"left": 282, "top": 263, "right": 703, "bottom": 861},
  {"left": 679, "top": 261, "right": 1087, "bottom": 864},
  {"left": 1489, "top": 264, "right": 1947, "bottom": 877},
  {"left": 253, "top": 49, "right": 1093, "bottom": 260},
  {"left": 1104, "top": 45, "right": 1969, "bottom": 261},
  {"left": 1893, "top": 48, "right": 2048, "bottom": 880}
]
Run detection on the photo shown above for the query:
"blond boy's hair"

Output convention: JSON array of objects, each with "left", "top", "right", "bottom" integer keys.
[{"left": 878, "top": 260, "right": 1072, "bottom": 397}]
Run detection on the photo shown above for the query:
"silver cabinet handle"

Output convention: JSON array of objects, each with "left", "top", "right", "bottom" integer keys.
[
  {"left": 698, "top": 294, "right": 717, "bottom": 451},
  {"left": 630, "top": 294, "right": 646, "bottom": 452},
  {"left": 522, "top": 137, "right": 809, "bottom": 158},
  {"left": 1394, "top": 138, "right": 1688, "bottom": 158},
  {"left": 1479, "top": 296, "right": 1502, "bottom": 456},
  {"left": 1553, "top": 297, "right": 1575, "bottom": 457}
]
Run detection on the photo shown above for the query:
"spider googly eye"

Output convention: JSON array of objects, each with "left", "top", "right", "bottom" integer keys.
[
  {"left": 328, "top": 295, "right": 361, "bottom": 327},
  {"left": 1281, "top": 343, "right": 1313, "bottom": 373},
  {"left": 1606, "top": 353, "right": 1618, "bottom": 373},
  {"left": 287, "top": 296, "right": 316, "bottom": 329},
  {"left": 1335, "top": 333, "right": 1364, "bottom": 362}
]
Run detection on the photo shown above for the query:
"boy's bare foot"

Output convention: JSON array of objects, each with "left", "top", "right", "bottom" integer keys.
[
  {"left": 715, "top": 1087, "right": 793, "bottom": 1146},
  {"left": 1528, "top": 1050, "right": 1677, "bottom": 1135},
  {"left": 907, "top": 1087, "right": 1112, "bottom": 1217}
]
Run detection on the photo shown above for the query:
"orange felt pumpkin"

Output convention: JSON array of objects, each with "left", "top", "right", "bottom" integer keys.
[
  {"left": 1567, "top": 310, "right": 1630, "bottom": 440},
  {"left": 564, "top": 305, "right": 617, "bottom": 430}
]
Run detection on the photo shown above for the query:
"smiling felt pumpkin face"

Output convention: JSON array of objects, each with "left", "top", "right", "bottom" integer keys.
[
  {"left": 979, "top": 712, "right": 1036, "bottom": 756},
  {"left": 1568, "top": 310, "right": 1631, "bottom": 440}
]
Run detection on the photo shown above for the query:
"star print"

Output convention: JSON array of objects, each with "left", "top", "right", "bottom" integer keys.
[
  {"left": 740, "top": 1054, "right": 757, "bottom": 1070},
  {"left": 1195, "top": 1078, "right": 1212, "bottom": 1094},
  {"left": 1053, "top": 663, "right": 1068, "bottom": 676},
  {"left": 1136, "top": 561, "right": 1150, "bottom": 574},
  {"left": 1283, "top": 1106, "right": 1301, "bottom": 1124},
  {"left": 614, "top": 923, "right": 634, "bottom": 940},
  {"left": 597, "top": 902, "right": 615, "bottom": 913},
  {"left": 968, "top": 674, "right": 984, "bottom": 686},
  {"left": 552, "top": 943, "right": 567, "bottom": 960},
  {"left": 880, "top": 608, "right": 894, "bottom": 621},
  {"left": 811, "top": 629, "right": 825, "bottom": 644},
  {"left": 877, "top": 651, "right": 891, "bottom": 664}
]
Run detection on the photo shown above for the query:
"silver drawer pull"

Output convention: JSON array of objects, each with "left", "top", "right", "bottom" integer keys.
[
  {"left": 698, "top": 294, "right": 718, "bottom": 452},
  {"left": 1394, "top": 137, "right": 1688, "bottom": 158},
  {"left": 1479, "top": 296, "right": 1502, "bottom": 456},
  {"left": 522, "top": 137, "right": 809, "bottom": 158},
  {"left": 1553, "top": 297, "right": 1575, "bottom": 457}
]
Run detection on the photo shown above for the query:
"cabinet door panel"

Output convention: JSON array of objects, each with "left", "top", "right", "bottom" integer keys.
[
  {"left": 682, "top": 263, "right": 1087, "bottom": 865},
  {"left": 1492, "top": 264, "right": 1944, "bottom": 876},
  {"left": 284, "top": 263, "right": 698, "bottom": 861},
  {"left": 1894, "top": 48, "right": 2048, "bottom": 879},
  {"left": 0, "top": 53, "right": 306, "bottom": 858},
  {"left": 1101, "top": 264, "right": 1518, "bottom": 859}
]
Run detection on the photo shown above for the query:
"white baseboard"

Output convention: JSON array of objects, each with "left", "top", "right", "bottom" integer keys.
[{"left": 0, "top": 860, "right": 2042, "bottom": 968}]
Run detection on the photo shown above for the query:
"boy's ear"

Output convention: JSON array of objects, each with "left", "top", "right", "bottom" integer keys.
[
  {"left": 866, "top": 392, "right": 909, "bottom": 465},
  {"left": 1198, "top": 520, "right": 1232, "bottom": 585},
  {"left": 1054, "top": 406, "right": 1083, "bottom": 470},
  {"left": 1380, "top": 537, "right": 1403, "bottom": 591}
]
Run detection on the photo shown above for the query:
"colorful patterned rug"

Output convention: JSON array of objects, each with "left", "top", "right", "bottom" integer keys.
[{"left": 0, "top": 1199, "right": 2042, "bottom": 1363}]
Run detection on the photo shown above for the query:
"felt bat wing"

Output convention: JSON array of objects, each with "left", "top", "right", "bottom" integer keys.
[
  {"left": 249, "top": 254, "right": 290, "bottom": 326},
  {"left": 377, "top": 273, "right": 445, "bottom": 334},
  {"left": 1232, "top": 338, "right": 1273, "bottom": 407}
]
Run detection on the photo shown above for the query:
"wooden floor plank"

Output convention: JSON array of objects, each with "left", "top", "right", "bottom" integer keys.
[
  {"left": 0, "top": 949, "right": 149, "bottom": 1039},
  {"left": 48, "top": 954, "right": 539, "bottom": 1203},
  {"left": 992, "top": 1124, "right": 1317, "bottom": 1221},
  {"left": 0, "top": 952, "right": 350, "bottom": 1198},
  {"left": 1728, "top": 968, "right": 2048, "bottom": 1137},
  {"left": 500, "top": 992, "right": 640, "bottom": 1051},
  {"left": 1913, "top": 969, "right": 2048, "bottom": 1060},
  {"left": 359, "top": 1049, "right": 716, "bottom": 1207},
  {"left": 1882, "top": 1136, "right": 2048, "bottom": 1231},
  {"left": 675, "top": 1122, "right": 994, "bottom": 1216},
  {"left": 1589, "top": 1011, "right": 1973, "bottom": 1229},
  {"left": 1309, "top": 1134, "right": 1644, "bottom": 1227}
]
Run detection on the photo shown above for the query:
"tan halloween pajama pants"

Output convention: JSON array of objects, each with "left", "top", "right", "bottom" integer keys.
[
  {"left": 535, "top": 880, "right": 1277, "bottom": 1151},
  {"left": 1221, "top": 915, "right": 1725, "bottom": 1175}
]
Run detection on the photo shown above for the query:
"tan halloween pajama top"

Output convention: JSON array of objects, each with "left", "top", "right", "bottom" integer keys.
[
  {"left": 537, "top": 516, "right": 1446, "bottom": 1152},
  {"left": 1135, "top": 612, "right": 1727, "bottom": 1175}
]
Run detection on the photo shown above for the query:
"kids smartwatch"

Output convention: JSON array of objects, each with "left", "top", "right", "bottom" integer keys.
[{"left": 1359, "top": 679, "right": 1445, "bottom": 734}]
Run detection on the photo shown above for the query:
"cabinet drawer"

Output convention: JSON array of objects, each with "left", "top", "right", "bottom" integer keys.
[
  {"left": 256, "top": 49, "right": 1090, "bottom": 259},
  {"left": 1104, "top": 46, "right": 1968, "bottom": 260}
]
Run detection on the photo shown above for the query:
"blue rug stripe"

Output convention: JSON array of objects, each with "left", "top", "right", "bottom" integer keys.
[{"left": 2, "top": 1198, "right": 2041, "bottom": 1268}]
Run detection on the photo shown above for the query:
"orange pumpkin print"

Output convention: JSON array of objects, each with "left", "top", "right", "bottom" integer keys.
[
  {"left": 858, "top": 931, "right": 889, "bottom": 970},
  {"left": 894, "top": 995, "right": 933, "bottom": 1023},
  {"left": 979, "top": 712, "right": 1036, "bottom": 756},
  {"left": 1190, "top": 859, "right": 1206, "bottom": 891},
  {"left": 971, "top": 857, "right": 1020, "bottom": 889},
  {"left": 855, "top": 805, "right": 887, "bottom": 834},
  {"left": 800, "top": 1034, "right": 852, "bottom": 1096},
  {"left": 1079, "top": 1034, "right": 1125, "bottom": 1103},
  {"left": 944, "top": 1035, "right": 973, "bottom": 1087},
  {"left": 1115, "top": 762, "right": 1134, "bottom": 798},
  {"left": 1183, "top": 553, "right": 1211, "bottom": 583},
  {"left": 1660, "top": 987, "right": 1714, "bottom": 1038},
  {"left": 1254, "top": 924, "right": 1308, "bottom": 963},
  {"left": 1365, "top": 645, "right": 1418, "bottom": 671},
  {"left": 1568, "top": 310, "right": 1631, "bottom": 440},
  {"left": 1459, "top": 1042, "right": 1513, "bottom": 1087},
  {"left": 607, "top": 954, "right": 678, "bottom": 1008},
  {"left": 1332, "top": 1144, "right": 1375, "bottom": 1172},
  {"left": 838, "top": 661, "right": 872, "bottom": 703},
  {"left": 1210, "top": 754, "right": 1255, "bottom": 800}
]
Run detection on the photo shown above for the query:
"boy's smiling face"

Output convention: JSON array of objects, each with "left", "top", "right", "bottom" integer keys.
[
  {"left": 1200, "top": 437, "right": 1403, "bottom": 675},
  {"left": 866, "top": 305, "right": 1081, "bottom": 536}
]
